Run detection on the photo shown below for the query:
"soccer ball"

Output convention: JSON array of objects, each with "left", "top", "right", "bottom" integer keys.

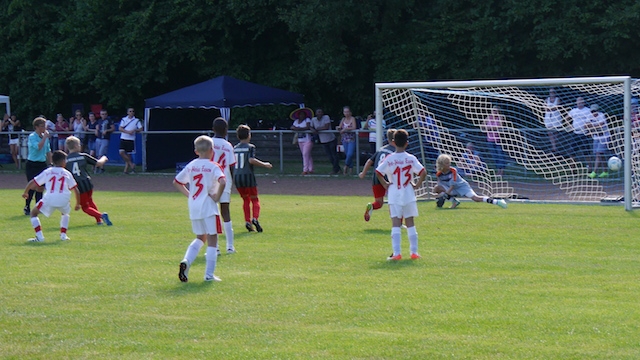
[{"left": 608, "top": 156, "right": 622, "bottom": 171}]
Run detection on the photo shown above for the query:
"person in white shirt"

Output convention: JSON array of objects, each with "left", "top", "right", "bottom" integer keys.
[
  {"left": 211, "top": 117, "right": 237, "bottom": 254},
  {"left": 174, "top": 135, "right": 226, "bottom": 282},
  {"left": 118, "top": 108, "right": 143, "bottom": 174},
  {"left": 566, "top": 97, "right": 592, "bottom": 163},
  {"left": 22, "top": 150, "right": 80, "bottom": 242},
  {"left": 375, "top": 129, "right": 426, "bottom": 261},
  {"left": 311, "top": 108, "right": 341, "bottom": 175},
  {"left": 584, "top": 104, "right": 611, "bottom": 178}
]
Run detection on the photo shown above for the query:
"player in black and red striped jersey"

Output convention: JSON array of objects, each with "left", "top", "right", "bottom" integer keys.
[
  {"left": 64, "top": 136, "right": 112, "bottom": 226},
  {"left": 233, "top": 125, "right": 272, "bottom": 232},
  {"left": 359, "top": 129, "right": 396, "bottom": 221}
]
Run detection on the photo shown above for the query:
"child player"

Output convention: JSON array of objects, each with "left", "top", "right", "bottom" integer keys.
[
  {"left": 433, "top": 154, "right": 508, "bottom": 209},
  {"left": 64, "top": 136, "right": 112, "bottom": 225},
  {"left": 211, "top": 117, "right": 237, "bottom": 254},
  {"left": 359, "top": 129, "right": 396, "bottom": 221},
  {"left": 375, "top": 129, "right": 426, "bottom": 261},
  {"left": 233, "top": 125, "right": 273, "bottom": 232},
  {"left": 174, "top": 135, "right": 226, "bottom": 282},
  {"left": 23, "top": 150, "right": 81, "bottom": 242}
]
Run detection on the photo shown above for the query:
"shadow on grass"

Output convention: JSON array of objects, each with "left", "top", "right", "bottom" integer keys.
[
  {"left": 21, "top": 241, "right": 64, "bottom": 247},
  {"left": 163, "top": 280, "right": 218, "bottom": 296},
  {"left": 363, "top": 228, "right": 388, "bottom": 235},
  {"left": 369, "top": 259, "right": 420, "bottom": 270}
]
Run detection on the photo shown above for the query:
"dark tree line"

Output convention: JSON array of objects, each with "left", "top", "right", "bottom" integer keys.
[{"left": 1, "top": 0, "right": 638, "bottom": 125}]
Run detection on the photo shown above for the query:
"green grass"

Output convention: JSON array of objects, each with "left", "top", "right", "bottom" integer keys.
[{"left": 1, "top": 190, "right": 640, "bottom": 359}]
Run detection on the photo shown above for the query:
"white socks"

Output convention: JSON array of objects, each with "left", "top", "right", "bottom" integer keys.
[
  {"left": 391, "top": 227, "right": 402, "bottom": 255},
  {"left": 223, "top": 221, "right": 234, "bottom": 250},
  {"left": 407, "top": 226, "right": 418, "bottom": 254},
  {"left": 184, "top": 239, "right": 203, "bottom": 265},
  {"left": 205, "top": 246, "right": 218, "bottom": 279}
]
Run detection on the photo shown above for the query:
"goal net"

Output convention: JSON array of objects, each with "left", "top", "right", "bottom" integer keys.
[{"left": 375, "top": 77, "right": 639, "bottom": 210}]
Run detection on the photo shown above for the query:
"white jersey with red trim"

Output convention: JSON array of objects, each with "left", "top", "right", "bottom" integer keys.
[
  {"left": 34, "top": 166, "right": 78, "bottom": 207},
  {"left": 375, "top": 151, "right": 425, "bottom": 206},
  {"left": 212, "top": 137, "right": 236, "bottom": 193},
  {"left": 174, "top": 158, "right": 225, "bottom": 220}
]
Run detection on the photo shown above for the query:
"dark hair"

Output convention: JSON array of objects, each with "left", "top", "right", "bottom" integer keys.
[
  {"left": 236, "top": 124, "right": 251, "bottom": 140},
  {"left": 51, "top": 150, "right": 67, "bottom": 166},
  {"left": 212, "top": 117, "right": 228, "bottom": 136},
  {"left": 393, "top": 129, "right": 409, "bottom": 147}
]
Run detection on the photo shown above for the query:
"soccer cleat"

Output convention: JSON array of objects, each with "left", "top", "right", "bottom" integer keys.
[
  {"left": 364, "top": 203, "right": 373, "bottom": 221},
  {"left": 436, "top": 195, "right": 445, "bottom": 208},
  {"left": 496, "top": 199, "right": 508, "bottom": 209},
  {"left": 204, "top": 275, "right": 222, "bottom": 282},
  {"left": 410, "top": 253, "right": 422, "bottom": 260},
  {"left": 227, "top": 247, "right": 236, "bottom": 254},
  {"left": 245, "top": 221, "right": 254, "bottom": 232},
  {"left": 387, "top": 253, "right": 402, "bottom": 261},
  {"left": 178, "top": 260, "right": 189, "bottom": 283},
  {"left": 101, "top": 213, "right": 113, "bottom": 226},
  {"left": 60, "top": 233, "right": 71, "bottom": 241},
  {"left": 588, "top": 171, "right": 597, "bottom": 179},
  {"left": 252, "top": 218, "right": 263, "bottom": 233},
  {"left": 217, "top": 248, "right": 221, "bottom": 256},
  {"left": 27, "top": 236, "right": 44, "bottom": 243},
  {"left": 23, "top": 206, "right": 30, "bottom": 216},
  {"left": 598, "top": 171, "right": 609, "bottom": 178},
  {"left": 97, "top": 221, "right": 103, "bottom": 226},
  {"left": 450, "top": 198, "right": 460, "bottom": 209}
]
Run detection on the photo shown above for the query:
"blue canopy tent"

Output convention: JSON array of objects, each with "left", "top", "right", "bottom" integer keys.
[{"left": 143, "top": 76, "right": 305, "bottom": 171}]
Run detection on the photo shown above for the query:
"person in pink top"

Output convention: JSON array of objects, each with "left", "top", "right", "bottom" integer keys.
[{"left": 482, "top": 105, "right": 507, "bottom": 176}]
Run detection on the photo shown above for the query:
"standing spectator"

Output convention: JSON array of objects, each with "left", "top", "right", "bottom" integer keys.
[
  {"left": 71, "top": 110, "right": 87, "bottom": 151},
  {"left": 290, "top": 107, "right": 314, "bottom": 175},
  {"left": 359, "top": 129, "right": 396, "bottom": 222},
  {"left": 364, "top": 112, "right": 385, "bottom": 154},
  {"left": 174, "top": 135, "right": 226, "bottom": 282},
  {"left": 374, "top": 129, "right": 426, "bottom": 261},
  {"left": 3, "top": 114, "right": 22, "bottom": 168},
  {"left": 65, "top": 136, "right": 112, "bottom": 225},
  {"left": 567, "top": 97, "right": 592, "bottom": 163},
  {"left": 233, "top": 125, "right": 273, "bottom": 232},
  {"left": 339, "top": 106, "right": 357, "bottom": 175},
  {"left": 23, "top": 150, "right": 80, "bottom": 242},
  {"left": 24, "top": 117, "right": 52, "bottom": 215},
  {"left": 584, "top": 105, "right": 611, "bottom": 179},
  {"left": 482, "top": 105, "right": 507, "bottom": 176},
  {"left": 544, "top": 88, "right": 562, "bottom": 152},
  {"left": 55, "top": 114, "right": 70, "bottom": 152},
  {"left": 118, "top": 108, "right": 143, "bottom": 174},
  {"left": 45, "top": 115, "right": 58, "bottom": 152},
  {"left": 211, "top": 118, "right": 237, "bottom": 254},
  {"left": 1, "top": 113, "right": 8, "bottom": 144},
  {"left": 311, "top": 108, "right": 341, "bottom": 175},
  {"left": 95, "top": 109, "right": 114, "bottom": 173},
  {"left": 86, "top": 112, "right": 99, "bottom": 157}
]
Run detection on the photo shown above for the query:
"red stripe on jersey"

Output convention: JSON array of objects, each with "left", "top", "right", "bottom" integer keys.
[
  {"left": 450, "top": 168, "right": 458, "bottom": 181},
  {"left": 174, "top": 179, "right": 187, "bottom": 186}
]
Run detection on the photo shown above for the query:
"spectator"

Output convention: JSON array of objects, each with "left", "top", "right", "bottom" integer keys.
[
  {"left": 311, "top": 108, "right": 341, "bottom": 175},
  {"left": 70, "top": 110, "right": 87, "bottom": 151},
  {"left": 567, "top": 97, "right": 592, "bottom": 163},
  {"left": 364, "top": 112, "right": 385, "bottom": 154},
  {"left": 290, "top": 107, "right": 314, "bottom": 175},
  {"left": 95, "top": 109, "right": 114, "bottom": 173},
  {"left": 3, "top": 114, "right": 23, "bottom": 168},
  {"left": 339, "top": 106, "right": 357, "bottom": 175},
  {"left": 584, "top": 104, "right": 611, "bottom": 178},
  {"left": 544, "top": 88, "right": 562, "bottom": 152},
  {"left": 118, "top": 108, "right": 143, "bottom": 174},
  {"left": 458, "top": 142, "right": 486, "bottom": 178},
  {"left": 481, "top": 105, "right": 507, "bottom": 176},
  {"left": 86, "top": 112, "right": 99, "bottom": 157},
  {"left": 24, "top": 117, "right": 52, "bottom": 215},
  {"left": 55, "top": 114, "right": 70, "bottom": 152},
  {"left": 45, "top": 115, "right": 58, "bottom": 152}
]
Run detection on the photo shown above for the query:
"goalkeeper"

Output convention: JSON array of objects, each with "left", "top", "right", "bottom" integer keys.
[{"left": 433, "top": 154, "right": 507, "bottom": 209}]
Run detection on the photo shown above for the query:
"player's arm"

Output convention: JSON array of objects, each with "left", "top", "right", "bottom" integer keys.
[
  {"left": 172, "top": 179, "right": 189, "bottom": 197},
  {"left": 359, "top": 158, "right": 374, "bottom": 178},
  {"left": 375, "top": 170, "right": 389, "bottom": 189},
  {"left": 249, "top": 158, "right": 272, "bottom": 169},
  {"left": 211, "top": 177, "right": 226, "bottom": 203},
  {"left": 413, "top": 169, "right": 427, "bottom": 189},
  {"left": 22, "top": 180, "right": 38, "bottom": 198},
  {"left": 84, "top": 153, "right": 108, "bottom": 168}
]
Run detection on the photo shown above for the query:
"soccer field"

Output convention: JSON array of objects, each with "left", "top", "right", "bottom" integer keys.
[{"left": 1, "top": 189, "right": 639, "bottom": 359}]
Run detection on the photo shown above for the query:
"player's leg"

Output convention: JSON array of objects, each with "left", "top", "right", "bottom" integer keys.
[
  {"left": 387, "top": 205, "right": 403, "bottom": 260},
  {"left": 119, "top": 149, "right": 130, "bottom": 173},
  {"left": 471, "top": 190, "right": 507, "bottom": 208},
  {"left": 204, "top": 215, "right": 222, "bottom": 281},
  {"left": 80, "top": 190, "right": 103, "bottom": 224},
  {"left": 237, "top": 187, "right": 253, "bottom": 231},
  {"left": 27, "top": 206, "right": 45, "bottom": 242},
  {"left": 219, "top": 194, "right": 234, "bottom": 252},
  {"left": 403, "top": 204, "right": 420, "bottom": 259},
  {"left": 59, "top": 209, "right": 71, "bottom": 241},
  {"left": 250, "top": 186, "right": 262, "bottom": 232}
]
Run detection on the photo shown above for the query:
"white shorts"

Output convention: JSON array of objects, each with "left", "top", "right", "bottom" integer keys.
[
  {"left": 219, "top": 191, "right": 231, "bottom": 204},
  {"left": 9, "top": 138, "right": 19, "bottom": 145},
  {"left": 191, "top": 215, "right": 222, "bottom": 235},
  {"left": 36, "top": 200, "right": 71, "bottom": 218},
  {"left": 389, "top": 202, "right": 419, "bottom": 219}
]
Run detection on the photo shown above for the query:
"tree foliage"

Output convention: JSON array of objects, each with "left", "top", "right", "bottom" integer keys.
[{"left": 0, "top": 0, "right": 638, "bottom": 123}]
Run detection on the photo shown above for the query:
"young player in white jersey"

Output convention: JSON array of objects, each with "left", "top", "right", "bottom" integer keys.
[
  {"left": 211, "top": 118, "right": 237, "bottom": 254},
  {"left": 174, "top": 135, "right": 226, "bottom": 282},
  {"left": 433, "top": 154, "right": 507, "bottom": 209},
  {"left": 375, "top": 129, "right": 426, "bottom": 261},
  {"left": 23, "top": 150, "right": 81, "bottom": 242}
]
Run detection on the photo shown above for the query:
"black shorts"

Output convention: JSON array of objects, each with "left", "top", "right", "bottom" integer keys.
[
  {"left": 25, "top": 160, "right": 48, "bottom": 181},
  {"left": 119, "top": 139, "right": 135, "bottom": 153}
]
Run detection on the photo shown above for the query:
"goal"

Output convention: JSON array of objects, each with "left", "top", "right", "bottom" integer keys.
[{"left": 374, "top": 77, "right": 639, "bottom": 210}]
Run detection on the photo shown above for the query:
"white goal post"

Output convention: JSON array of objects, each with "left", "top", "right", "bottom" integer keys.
[{"left": 375, "top": 76, "right": 638, "bottom": 210}]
